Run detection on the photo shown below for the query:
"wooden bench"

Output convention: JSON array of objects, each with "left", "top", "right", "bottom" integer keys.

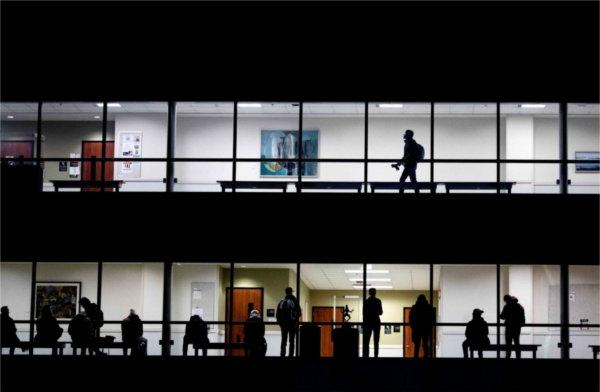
[
  {"left": 1, "top": 341, "right": 66, "bottom": 356},
  {"left": 369, "top": 181, "right": 438, "bottom": 193},
  {"left": 193, "top": 342, "right": 247, "bottom": 357},
  {"left": 294, "top": 181, "right": 364, "bottom": 193},
  {"left": 51, "top": 180, "right": 123, "bottom": 192},
  {"left": 218, "top": 181, "right": 289, "bottom": 192},
  {"left": 444, "top": 182, "right": 515, "bottom": 193},
  {"left": 71, "top": 341, "right": 130, "bottom": 355},
  {"left": 476, "top": 344, "right": 541, "bottom": 359},
  {"left": 590, "top": 345, "right": 599, "bottom": 359}
]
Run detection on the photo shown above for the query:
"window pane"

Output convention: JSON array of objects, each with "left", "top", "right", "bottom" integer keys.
[
  {"left": 1, "top": 102, "right": 39, "bottom": 160},
  {"left": 435, "top": 163, "right": 496, "bottom": 189},
  {"left": 568, "top": 104, "right": 600, "bottom": 194},
  {"left": 303, "top": 103, "right": 364, "bottom": 159},
  {"left": 569, "top": 265, "right": 599, "bottom": 359},
  {"left": 110, "top": 102, "right": 167, "bottom": 192},
  {"left": 0, "top": 261, "right": 33, "bottom": 354},
  {"left": 171, "top": 262, "right": 229, "bottom": 356},
  {"left": 502, "top": 164, "right": 560, "bottom": 193}
]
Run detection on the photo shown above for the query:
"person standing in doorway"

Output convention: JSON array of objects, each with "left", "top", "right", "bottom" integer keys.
[
  {"left": 410, "top": 294, "right": 434, "bottom": 358},
  {"left": 391, "top": 130, "right": 425, "bottom": 193},
  {"left": 500, "top": 295, "right": 525, "bottom": 358},
  {"left": 363, "top": 288, "right": 383, "bottom": 358},
  {"left": 276, "top": 287, "right": 301, "bottom": 357}
]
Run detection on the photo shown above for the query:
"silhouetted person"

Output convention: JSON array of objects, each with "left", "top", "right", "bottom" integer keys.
[
  {"left": 79, "top": 297, "right": 105, "bottom": 356},
  {"left": 363, "top": 288, "right": 383, "bottom": 358},
  {"left": 1, "top": 306, "right": 25, "bottom": 354},
  {"left": 183, "top": 315, "right": 209, "bottom": 356},
  {"left": 462, "top": 309, "right": 490, "bottom": 358},
  {"left": 500, "top": 294, "right": 525, "bottom": 358},
  {"left": 35, "top": 306, "right": 63, "bottom": 354},
  {"left": 68, "top": 312, "right": 94, "bottom": 355},
  {"left": 244, "top": 309, "right": 266, "bottom": 357},
  {"left": 276, "top": 287, "right": 302, "bottom": 357},
  {"left": 121, "top": 309, "right": 147, "bottom": 356},
  {"left": 391, "top": 130, "right": 425, "bottom": 193},
  {"left": 410, "top": 294, "right": 434, "bottom": 358}
]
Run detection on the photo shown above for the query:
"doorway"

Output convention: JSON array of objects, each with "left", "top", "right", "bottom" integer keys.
[
  {"left": 225, "top": 287, "right": 263, "bottom": 356},
  {"left": 81, "top": 141, "right": 114, "bottom": 191},
  {"left": 312, "top": 306, "right": 344, "bottom": 357},
  {"left": 403, "top": 307, "right": 437, "bottom": 358}
]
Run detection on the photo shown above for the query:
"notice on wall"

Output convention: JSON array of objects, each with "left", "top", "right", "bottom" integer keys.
[
  {"left": 118, "top": 132, "right": 142, "bottom": 178},
  {"left": 68, "top": 153, "right": 80, "bottom": 178}
]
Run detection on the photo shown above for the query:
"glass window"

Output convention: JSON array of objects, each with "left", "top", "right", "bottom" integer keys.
[
  {"left": 569, "top": 265, "right": 599, "bottom": 359},
  {"left": 175, "top": 102, "right": 233, "bottom": 192},
  {"left": 109, "top": 102, "right": 168, "bottom": 192},
  {"left": 434, "top": 265, "right": 497, "bottom": 358},
  {"left": 171, "top": 262, "right": 229, "bottom": 356},
  {"left": 0, "top": 262, "right": 32, "bottom": 354},
  {"left": 1, "top": 102, "right": 39, "bottom": 160},
  {"left": 568, "top": 104, "right": 600, "bottom": 194}
]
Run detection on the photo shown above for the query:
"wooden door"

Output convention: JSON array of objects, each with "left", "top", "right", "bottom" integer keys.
[
  {"left": 312, "top": 306, "right": 344, "bottom": 357},
  {"left": 81, "top": 141, "right": 114, "bottom": 191},
  {"left": 1, "top": 141, "right": 34, "bottom": 161},
  {"left": 403, "top": 307, "right": 437, "bottom": 358},
  {"left": 225, "top": 288, "right": 263, "bottom": 356}
]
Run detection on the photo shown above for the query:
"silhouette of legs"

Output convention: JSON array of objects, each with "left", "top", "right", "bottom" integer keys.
[
  {"left": 183, "top": 335, "right": 190, "bottom": 356},
  {"left": 422, "top": 335, "right": 430, "bottom": 357},
  {"left": 399, "top": 167, "right": 418, "bottom": 193},
  {"left": 372, "top": 325, "right": 380, "bottom": 358},
  {"left": 505, "top": 328, "right": 521, "bottom": 358},
  {"left": 414, "top": 333, "right": 431, "bottom": 358},
  {"left": 363, "top": 325, "right": 373, "bottom": 357},
  {"left": 463, "top": 340, "right": 483, "bottom": 358},
  {"left": 280, "top": 325, "right": 289, "bottom": 357},
  {"left": 288, "top": 325, "right": 296, "bottom": 357},
  {"left": 280, "top": 324, "right": 295, "bottom": 357},
  {"left": 462, "top": 340, "right": 469, "bottom": 358}
]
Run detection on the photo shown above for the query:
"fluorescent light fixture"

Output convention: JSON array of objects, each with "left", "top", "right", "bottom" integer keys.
[
  {"left": 94, "top": 116, "right": 100, "bottom": 119},
  {"left": 238, "top": 103, "right": 262, "bottom": 108},
  {"left": 345, "top": 269, "right": 389, "bottom": 274},
  {"left": 348, "top": 278, "right": 391, "bottom": 282},
  {"left": 7, "top": 115, "right": 14, "bottom": 119},
  {"left": 519, "top": 104, "right": 546, "bottom": 109},
  {"left": 378, "top": 104, "right": 403, "bottom": 109},
  {"left": 343, "top": 295, "right": 360, "bottom": 299},
  {"left": 353, "top": 285, "right": 393, "bottom": 290},
  {"left": 96, "top": 103, "right": 121, "bottom": 108}
]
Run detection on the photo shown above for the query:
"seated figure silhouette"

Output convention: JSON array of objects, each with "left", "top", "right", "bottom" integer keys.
[
  {"left": 410, "top": 294, "right": 434, "bottom": 358},
  {"left": 1, "top": 306, "right": 25, "bottom": 354},
  {"left": 121, "top": 309, "right": 147, "bottom": 356},
  {"left": 391, "top": 129, "right": 425, "bottom": 193},
  {"left": 500, "top": 294, "right": 525, "bottom": 358},
  {"left": 35, "top": 305, "right": 63, "bottom": 354},
  {"left": 462, "top": 308, "right": 490, "bottom": 358},
  {"left": 244, "top": 309, "right": 266, "bottom": 357},
  {"left": 79, "top": 297, "right": 105, "bottom": 356},
  {"left": 183, "top": 315, "right": 209, "bottom": 356},
  {"left": 68, "top": 312, "right": 94, "bottom": 355}
]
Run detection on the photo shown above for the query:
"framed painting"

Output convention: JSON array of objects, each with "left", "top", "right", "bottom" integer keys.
[
  {"left": 260, "top": 130, "right": 319, "bottom": 177},
  {"left": 35, "top": 282, "right": 81, "bottom": 320}
]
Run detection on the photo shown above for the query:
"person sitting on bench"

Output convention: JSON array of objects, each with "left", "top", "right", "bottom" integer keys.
[
  {"left": 462, "top": 308, "right": 490, "bottom": 358},
  {"left": 35, "top": 305, "right": 63, "bottom": 345},
  {"left": 1, "top": 306, "right": 25, "bottom": 354},
  {"left": 244, "top": 309, "right": 266, "bottom": 357},
  {"left": 68, "top": 312, "right": 94, "bottom": 355},
  {"left": 182, "top": 315, "right": 209, "bottom": 356},
  {"left": 121, "top": 309, "right": 147, "bottom": 356}
]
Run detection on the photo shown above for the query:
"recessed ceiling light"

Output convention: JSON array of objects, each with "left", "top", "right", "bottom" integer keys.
[
  {"left": 519, "top": 104, "right": 546, "bottom": 109},
  {"left": 96, "top": 103, "right": 121, "bottom": 108},
  {"left": 7, "top": 115, "right": 14, "bottom": 119},
  {"left": 240, "top": 265, "right": 247, "bottom": 268},
  {"left": 378, "top": 104, "right": 403, "bottom": 109},
  {"left": 94, "top": 116, "right": 100, "bottom": 119},
  {"left": 343, "top": 295, "right": 360, "bottom": 299},
  {"left": 345, "top": 269, "right": 389, "bottom": 274},
  {"left": 238, "top": 103, "right": 262, "bottom": 108},
  {"left": 349, "top": 278, "right": 391, "bottom": 282}
]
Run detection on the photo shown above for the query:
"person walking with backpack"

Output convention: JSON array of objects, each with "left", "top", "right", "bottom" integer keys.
[
  {"left": 276, "top": 287, "right": 302, "bottom": 357},
  {"left": 391, "top": 129, "right": 425, "bottom": 193}
]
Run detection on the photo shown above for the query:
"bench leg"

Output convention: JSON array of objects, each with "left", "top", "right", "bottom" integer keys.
[
  {"left": 203, "top": 348, "right": 207, "bottom": 357},
  {"left": 194, "top": 348, "right": 198, "bottom": 357},
  {"left": 533, "top": 350, "right": 536, "bottom": 359}
]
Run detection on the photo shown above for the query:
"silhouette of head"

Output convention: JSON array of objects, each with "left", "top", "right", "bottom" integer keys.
[
  {"left": 190, "top": 315, "right": 201, "bottom": 323},
  {"left": 472, "top": 308, "right": 484, "bottom": 318},
  {"left": 285, "top": 287, "right": 293, "bottom": 295},
  {"left": 368, "top": 288, "right": 376, "bottom": 297},
  {"left": 41, "top": 305, "right": 52, "bottom": 318},
  {"left": 416, "top": 294, "right": 428, "bottom": 305},
  {"left": 80, "top": 297, "right": 91, "bottom": 309},
  {"left": 503, "top": 294, "right": 512, "bottom": 303},
  {"left": 404, "top": 130, "right": 415, "bottom": 141},
  {"left": 1, "top": 306, "right": 8, "bottom": 315}
]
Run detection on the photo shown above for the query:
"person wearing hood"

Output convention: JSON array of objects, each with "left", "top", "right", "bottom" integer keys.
[
  {"left": 35, "top": 305, "right": 64, "bottom": 355},
  {"left": 183, "top": 315, "right": 209, "bottom": 356},
  {"left": 409, "top": 294, "right": 434, "bottom": 358},
  {"left": 1, "top": 306, "right": 25, "bottom": 355},
  {"left": 462, "top": 308, "right": 490, "bottom": 358},
  {"left": 121, "top": 309, "right": 147, "bottom": 356},
  {"left": 244, "top": 309, "right": 266, "bottom": 357},
  {"left": 500, "top": 294, "right": 525, "bottom": 358}
]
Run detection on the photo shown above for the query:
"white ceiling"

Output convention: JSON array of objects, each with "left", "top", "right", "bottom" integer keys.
[{"left": 1, "top": 102, "right": 598, "bottom": 122}]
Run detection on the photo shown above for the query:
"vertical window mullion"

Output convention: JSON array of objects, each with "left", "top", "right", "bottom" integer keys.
[
  {"left": 232, "top": 102, "right": 238, "bottom": 193},
  {"left": 28, "top": 261, "right": 37, "bottom": 353},
  {"left": 298, "top": 102, "right": 303, "bottom": 192},
  {"left": 364, "top": 102, "right": 369, "bottom": 193},
  {"left": 430, "top": 103, "right": 434, "bottom": 186},
  {"left": 496, "top": 102, "right": 501, "bottom": 194},
  {"left": 101, "top": 102, "right": 107, "bottom": 192},
  {"left": 36, "top": 102, "right": 42, "bottom": 192},
  {"left": 496, "top": 264, "right": 500, "bottom": 358}
]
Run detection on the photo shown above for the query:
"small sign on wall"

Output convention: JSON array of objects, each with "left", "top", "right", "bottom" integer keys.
[{"left": 118, "top": 132, "right": 143, "bottom": 178}]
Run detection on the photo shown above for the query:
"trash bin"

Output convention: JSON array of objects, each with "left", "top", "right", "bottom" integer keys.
[{"left": 299, "top": 324, "right": 321, "bottom": 358}]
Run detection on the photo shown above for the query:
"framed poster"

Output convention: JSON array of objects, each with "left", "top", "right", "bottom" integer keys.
[
  {"left": 575, "top": 151, "right": 600, "bottom": 172},
  {"left": 35, "top": 282, "right": 81, "bottom": 320},
  {"left": 118, "top": 132, "right": 143, "bottom": 178},
  {"left": 260, "top": 130, "right": 319, "bottom": 177}
]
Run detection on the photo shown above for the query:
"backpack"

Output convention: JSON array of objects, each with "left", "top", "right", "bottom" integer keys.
[
  {"left": 276, "top": 298, "right": 297, "bottom": 323},
  {"left": 416, "top": 143, "right": 425, "bottom": 161}
]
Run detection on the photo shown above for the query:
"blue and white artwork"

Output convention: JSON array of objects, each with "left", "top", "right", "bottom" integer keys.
[
  {"left": 260, "top": 130, "right": 319, "bottom": 176},
  {"left": 575, "top": 151, "right": 600, "bottom": 172}
]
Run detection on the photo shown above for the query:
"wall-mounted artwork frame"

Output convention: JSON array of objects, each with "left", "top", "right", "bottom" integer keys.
[
  {"left": 575, "top": 151, "right": 600, "bottom": 172},
  {"left": 35, "top": 282, "right": 81, "bottom": 320},
  {"left": 260, "top": 130, "right": 319, "bottom": 177}
]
